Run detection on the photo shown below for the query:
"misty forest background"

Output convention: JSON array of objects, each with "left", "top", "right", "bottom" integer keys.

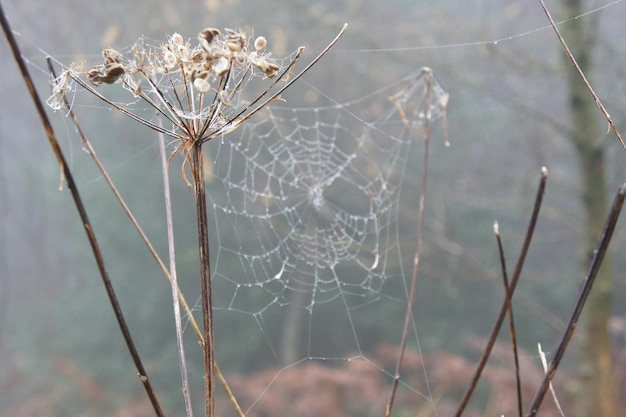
[{"left": 1, "top": 0, "right": 625, "bottom": 416}]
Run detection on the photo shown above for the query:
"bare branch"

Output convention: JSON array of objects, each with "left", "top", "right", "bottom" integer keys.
[
  {"left": 525, "top": 179, "right": 626, "bottom": 417},
  {"left": 537, "top": 0, "right": 625, "bottom": 150}
]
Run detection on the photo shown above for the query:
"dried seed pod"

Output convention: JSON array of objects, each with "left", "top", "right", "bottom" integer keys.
[
  {"left": 102, "top": 48, "right": 124, "bottom": 64},
  {"left": 254, "top": 36, "right": 267, "bottom": 51},
  {"left": 250, "top": 55, "right": 280, "bottom": 78},
  {"left": 263, "top": 62, "right": 280, "bottom": 78},
  {"left": 163, "top": 50, "right": 177, "bottom": 69},
  {"left": 226, "top": 41, "right": 242, "bottom": 52},
  {"left": 192, "top": 70, "right": 211, "bottom": 80},
  {"left": 191, "top": 49, "right": 205, "bottom": 63},
  {"left": 224, "top": 28, "right": 246, "bottom": 52},
  {"left": 171, "top": 32, "right": 184, "bottom": 46},
  {"left": 219, "top": 90, "right": 231, "bottom": 106},
  {"left": 198, "top": 28, "right": 221, "bottom": 51},
  {"left": 233, "top": 51, "right": 246, "bottom": 64},
  {"left": 193, "top": 77, "right": 210, "bottom": 93},
  {"left": 213, "top": 56, "right": 230, "bottom": 76},
  {"left": 101, "top": 63, "right": 126, "bottom": 84},
  {"left": 88, "top": 66, "right": 105, "bottom": 86}
]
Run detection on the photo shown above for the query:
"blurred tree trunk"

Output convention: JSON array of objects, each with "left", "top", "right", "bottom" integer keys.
[
  {"left": 561, "top": 1, "right": 614, "bottom": 417},
  {"left": 280, "top": 288, "right": 307, "bottom": 364}
]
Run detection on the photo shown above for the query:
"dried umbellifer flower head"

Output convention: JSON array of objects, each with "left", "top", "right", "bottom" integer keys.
[{"left": 47, "top": 22, "right": 347, "bottom": 179}]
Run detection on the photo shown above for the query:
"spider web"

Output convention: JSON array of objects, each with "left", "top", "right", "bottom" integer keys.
[
  {"left": 208, "top": 70, "right": 447, "bottom": 315},
  {"left": 200, "top": 69, "right": 449, "bottom": 415}
]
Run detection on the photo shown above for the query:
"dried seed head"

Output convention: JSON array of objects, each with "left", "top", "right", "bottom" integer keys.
[{"left": 254, "top": 36, "right": 267, "bottom": 51}]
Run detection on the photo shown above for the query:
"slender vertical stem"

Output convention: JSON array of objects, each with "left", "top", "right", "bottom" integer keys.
[
  {"left": 385, "top": 69, "right": 433, "bottom": 417},
  {"left": 158, "top": 120, "right": 193, "bottom": 417},
  {"left": 192, "top": 142, "right": 215, "bottom": 417},
  {"left": 493, "top": 222, "right": 523, "bottom": 417}
]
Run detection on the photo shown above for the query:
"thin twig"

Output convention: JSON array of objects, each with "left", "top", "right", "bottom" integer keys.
[
  {"left": 536, "top": 0, "right": 625, "bottom": 150},
  {"left": 384, "top": 68, "right": 434, "bottom": 417},
  {"left": 157, "top": 113, "right": 193, "bottom": 417},
  {"left": 0, "top": 6, "right": 165, "bottom": 417},
  {"left": 525, "top": 180, "right": 626, "bottom": 417},
  {"left": 493, "top": 221, "right": 523, "bottom": 417},
  {"left": 537, "top": 343, "right": 565, "bottom": 417},
  {"left": 455, "top": 166, "right": 548, "bottom": 417}
]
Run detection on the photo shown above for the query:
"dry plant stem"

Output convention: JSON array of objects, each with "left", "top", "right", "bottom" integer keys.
[
  {"left": 0, "top": 6, "right": 165, "bottom": 417},
  {"left": 525, "top": 180, "right": 626, "bottom": 417},
  {"left": 48, "top": 60, "right": 244, "bottom": 417},
  {"left": 157, "top": 117, "right": 193, "bottom": 417},
  {"left": 494, "top": 222, "right": 523, "bottom": 417},
  {"left": 536, "top": 0, "right": 625, "bottom": 150},
  {"left": 384, "top": 69, "right": 433, "bottom": 417},
  {"left": 455, "top": 166, "right": 548, "bottom": 417},
  {"left": 191, "top": 142, "right": 215, "bottom": 417}
]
